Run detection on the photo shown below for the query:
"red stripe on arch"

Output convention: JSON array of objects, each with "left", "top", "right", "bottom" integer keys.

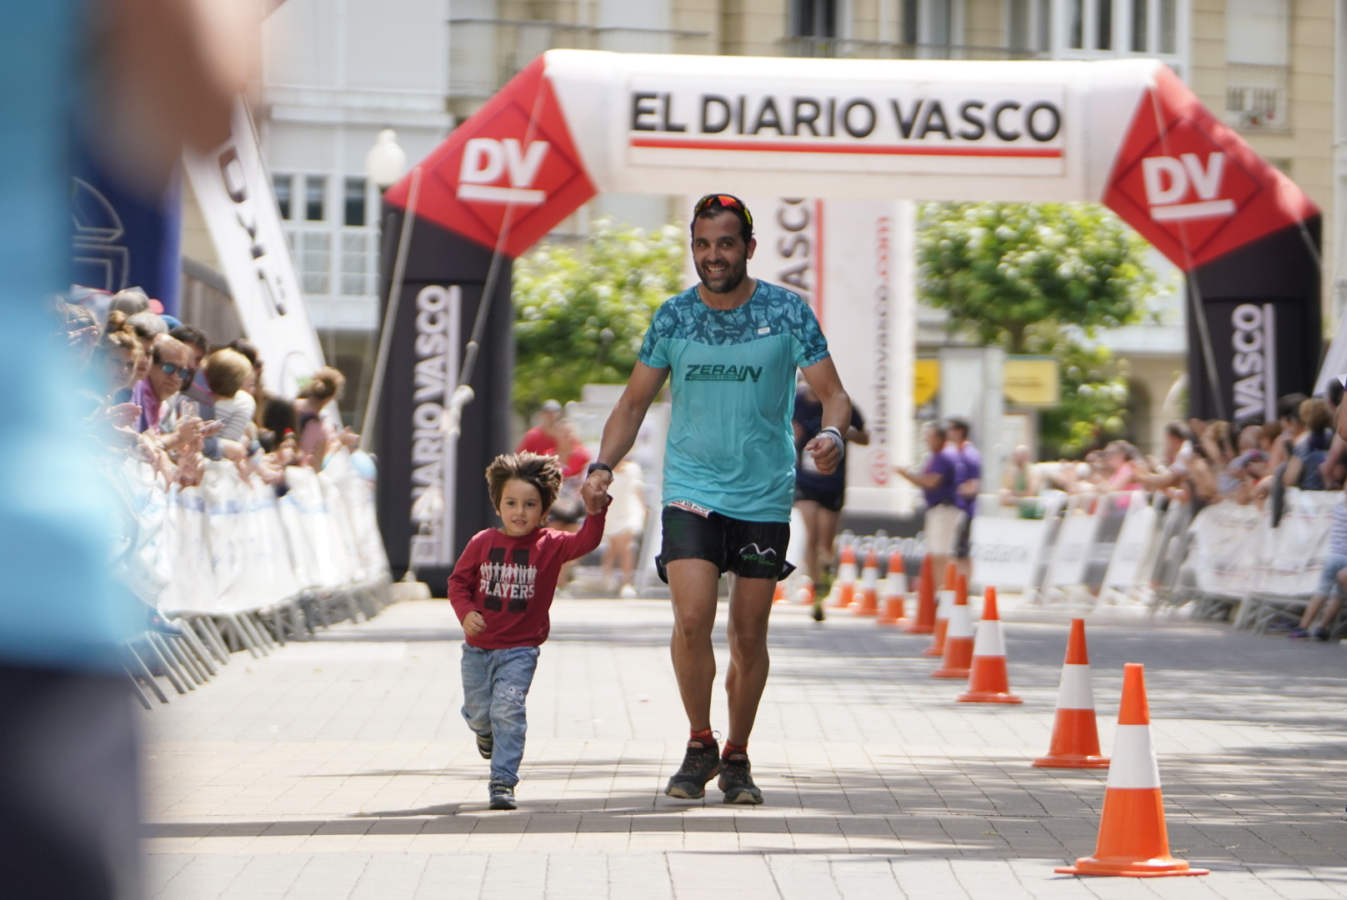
[{"left": 630, "top": 137, "right": 1063, "bottom": 158}]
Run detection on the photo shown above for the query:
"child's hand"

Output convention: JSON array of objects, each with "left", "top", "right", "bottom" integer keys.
[
  {"left": 462, "top": 610, "right": 486, "bottom": 637},
  {"left": 584, "top": 491, "right": 611, "bottom": 516}
]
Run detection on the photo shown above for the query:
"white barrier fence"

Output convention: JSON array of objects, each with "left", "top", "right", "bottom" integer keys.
[
  {"left": 956, "top": 488, "right": 1339, "bottom": 624},
  {"left": 110, "top": 451, "right": 391, "bottom": 617},
  {"left": 106, "top": 450, "right": 394, "bottom": 707}
]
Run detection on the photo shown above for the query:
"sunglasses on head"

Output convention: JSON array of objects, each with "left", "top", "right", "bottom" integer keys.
[{"left": 694, "top": 193, "right": 753, "bottom": 226}]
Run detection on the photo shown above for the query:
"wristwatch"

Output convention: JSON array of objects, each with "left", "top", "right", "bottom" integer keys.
[{"left": 587, "top": 461, "right": 613, "bottom": 477}]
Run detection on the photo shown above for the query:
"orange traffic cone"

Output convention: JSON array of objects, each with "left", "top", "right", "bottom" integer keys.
[
  {"left": 854, "top": 544, "right": 880, "bottom": 616},
  {"left": 773, "top": 580, "right": 786, "bottom": 603},
  {"left": 796, "top": 575, "right": 815, "bottom": 605},
  {"left": 831, "top": 543, "right": 858, "bottom": 609},
  {"left": 1055, "top": 663, "right": 1209, "bottom": 878},
  {"left": 1034, "top": 618, "right": 1108, "bottom": 768},
  {"left": 923, "top": 563, "right": 958, "bottom": 657},
  {"left": 903, "top": 555, "right": 936, "bottom": 634},
  {"left": 933, "top": 574, "right": 974, "bottom": 677},
  {"left": 876, "top": 546, "right": 906, "bottom": 626},
  {"left": 958, "top": 586, "right": 1021, "bottom": 703}
]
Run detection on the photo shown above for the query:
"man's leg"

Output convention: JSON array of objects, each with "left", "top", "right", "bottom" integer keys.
[
  {"left": 795, "top": 500, "right": 821, "bottom": 584},
  {"left": 664, "top": 557, "right": 724, "bottom": 799},
  {"left": 666, "top": 558, "right": 721, "bottom": 731},
  {"left": 816, "top": 506, "right": 841, "bottom": 577},
  {"left": 725, "top": 575, "right": 775, "bottom": 746}
]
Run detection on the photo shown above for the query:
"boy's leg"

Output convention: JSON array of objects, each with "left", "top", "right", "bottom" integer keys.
[
  {"left": 460, "top": 645, "right": 493, "bottom": 737},
  {"left": 487, "top": 646, "right": 541, "bottom": 787}
]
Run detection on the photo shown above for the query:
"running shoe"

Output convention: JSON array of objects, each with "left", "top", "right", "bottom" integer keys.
[
  {"left": 488, "top": 782, "right": 516, "bottom": 810},
  {"left": 665, "top": 736, "right": 721, "bottom": 799},
  {"left": 475, "top": 731, "right": 493, "bottom": 759},
  {"left": 717, "top": 750, "right": 763, "bottom": 805}
]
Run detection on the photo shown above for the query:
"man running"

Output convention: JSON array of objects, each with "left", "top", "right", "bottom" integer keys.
[{"left": 582, "top": 193, "right": 852, "bottom": 804}]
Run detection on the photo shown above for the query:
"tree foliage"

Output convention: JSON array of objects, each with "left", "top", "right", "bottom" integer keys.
[
  {"left": 917, "top": 202, "right": 1158, "bottom": 456},
  {"left": 511, "top": 219, "right": 684, "bottom": 417}
]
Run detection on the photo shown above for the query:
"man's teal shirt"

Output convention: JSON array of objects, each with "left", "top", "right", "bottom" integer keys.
[{"left": 639, "top": 280, "right": 830, "bottom": 522}]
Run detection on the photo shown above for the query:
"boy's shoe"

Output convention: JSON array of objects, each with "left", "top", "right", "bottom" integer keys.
[
  {"left": 475, "top": 731, "right": 493, "bottom": 759},
  {"left": 664, "top": 736, "right": 721, "bottom": 799},
  {"left": 488, "top": 782, "right": 516, "bottom": 810},
  {"left": 717, "top": 751, "right": 763, "bottom": 805}
]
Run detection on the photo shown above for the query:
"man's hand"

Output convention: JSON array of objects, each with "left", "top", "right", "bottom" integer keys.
[
  {"left": 462, "top": 610, "right": 486, "bottom": 637},
  {"left": 804, "top": 430, "right": 843, "bottom": 475},
  {"left": 584, "top": 488, "right": 611, "bottom": 516}
]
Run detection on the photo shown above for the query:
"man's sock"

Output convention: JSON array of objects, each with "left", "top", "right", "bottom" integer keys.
[
  {"left": 723, "top": 741, "right": 747, "bottom": 758},
  {"left": 690, "top": 728, "right": 715, "bottom": 746}
]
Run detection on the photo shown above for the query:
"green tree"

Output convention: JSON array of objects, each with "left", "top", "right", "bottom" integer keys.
[
  {"left": 917, "top": 202, "right": 1158, "bottom": 456},
  {"left": 511, "top": 218, "right": 684, "bottom": 416}
]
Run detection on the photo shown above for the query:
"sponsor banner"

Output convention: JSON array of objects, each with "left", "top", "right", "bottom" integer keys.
[
  {"left": 1044, "top": 501, "right": 1104, "bottom": 588},
  {"left": 1100, "top": 493, "right": 1157, "bottom": 590},
  {"left": 970, "top": 515, "right": 1050, "bottom": 591},
  {"left": 383, "top": 57, "right": 597, "bottom": 259},
  {"left": 182, "top": 98, "right": 325, "bottom": 399},
  {"left": 373, "top": 221, "right": 515, "bottom": 585},
  {"left": 1103, "top": 66, "right": 1318, "bottom": 273},
  {"left": 71, "top": 131, "right": 183, "bottom": 314},
  {"left": 626, "top": 79, "right": 1066, "bottom": 178},
  {"left": 1187, "top": 296, "right": 1320, "bottom": 422}
]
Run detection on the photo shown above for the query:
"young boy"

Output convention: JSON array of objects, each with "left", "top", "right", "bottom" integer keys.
[{"left": 448, "top": 451, "right": 608, "bottom": 809}]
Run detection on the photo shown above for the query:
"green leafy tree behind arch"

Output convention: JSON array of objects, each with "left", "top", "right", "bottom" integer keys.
[
  {"left": 918, "top": 201, "right": 1161, "bottom": 457},
  {"left": 511, "top": 218, "right": 684, "bottom": 417}
]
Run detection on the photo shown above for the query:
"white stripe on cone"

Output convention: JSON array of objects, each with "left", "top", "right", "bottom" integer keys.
[
  {"left": 1105, "top": 724, "right": 1161, "bottom": 789},
  {"left": 885, "top": 572, "right": 906, "bottom": 596},
  {"left": 971, "top": 619, "right": 1006, "bottom": 656},
  {"left": 1055, "top": 664, "right": 1095, "bottom": 710},
  {"left": 945, "top": 604, "right": 973, "bottom": 638},
  {"left": 936, "top": 589, "right": 954, "bottom": 618}
]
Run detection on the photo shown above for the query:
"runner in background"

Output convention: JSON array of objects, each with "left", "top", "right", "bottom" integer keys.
[{"left": 792, "top": 380, "right": 868, "bottom": 600}]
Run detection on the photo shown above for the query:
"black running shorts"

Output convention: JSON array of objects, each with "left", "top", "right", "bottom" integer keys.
[{"left": 656, "top": 504, "right": 794, "bottom": 583}]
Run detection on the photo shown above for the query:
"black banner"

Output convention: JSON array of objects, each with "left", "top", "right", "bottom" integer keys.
[
  {"left": 374, "top": 209, "right": 514, "bottom": 593},
  {"left": 1186, "top": 218, "right": 1321, "bottom": 421}
]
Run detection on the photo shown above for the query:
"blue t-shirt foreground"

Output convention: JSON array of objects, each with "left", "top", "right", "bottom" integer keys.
[{"left": 639, "top": 280, "right": 829, "bottom": 522}]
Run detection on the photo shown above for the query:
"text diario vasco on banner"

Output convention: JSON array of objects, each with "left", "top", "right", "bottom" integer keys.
[{"left": 625, "top": 82, "right": 1066, "bottom": 176}]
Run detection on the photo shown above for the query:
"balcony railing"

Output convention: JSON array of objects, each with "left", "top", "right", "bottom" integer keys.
[
  {"left": 1224, "top": 62, "right": 1289, "bottom": 132},
  {"left": 778, "top": 35, "right": 1047, "bottom": 60},
  {"left": 448, "top": 18, "right": 713, "bottom": 103}
]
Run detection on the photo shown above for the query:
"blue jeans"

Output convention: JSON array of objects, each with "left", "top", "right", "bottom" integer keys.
[{"left": 460, "top": 644, "right": 540, "bottom": 787}]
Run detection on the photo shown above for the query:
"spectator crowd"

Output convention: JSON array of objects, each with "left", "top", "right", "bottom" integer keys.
[{"left": 60, "top": 285, "right": 361, "bottom": 495}]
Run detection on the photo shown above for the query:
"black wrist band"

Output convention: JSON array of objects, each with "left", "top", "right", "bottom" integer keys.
[{"left": 587, "top": 461, "right": 613, "bottom": 477}]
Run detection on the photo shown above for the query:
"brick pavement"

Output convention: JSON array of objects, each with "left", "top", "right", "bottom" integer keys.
[{"left": 142, "top": 593, "right": 1347, "bottom": 899}]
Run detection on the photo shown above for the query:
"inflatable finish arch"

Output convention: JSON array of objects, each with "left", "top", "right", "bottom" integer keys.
[{"left": 376, "top": 50, "right": 1319, "bottom": 584}]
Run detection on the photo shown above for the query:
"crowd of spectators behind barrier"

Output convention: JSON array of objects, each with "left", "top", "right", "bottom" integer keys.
[
  {"left": 999, "top": 381, "right": 1347, "bottom": 517},
  {"left": 60, "top": 284, "right": 360, "bottom": 496},
  {"left": 994, "top": 383, "right": 1347, "bottom": 641}
]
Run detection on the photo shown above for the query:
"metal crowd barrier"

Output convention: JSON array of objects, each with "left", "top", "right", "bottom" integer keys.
[{"left": 106, "top": 449, "right": 394, "bottom": 708}]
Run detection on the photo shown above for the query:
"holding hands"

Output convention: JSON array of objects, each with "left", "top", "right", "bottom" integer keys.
[{"left": 804, "top": 427, "right": 844, "bottom": 475}]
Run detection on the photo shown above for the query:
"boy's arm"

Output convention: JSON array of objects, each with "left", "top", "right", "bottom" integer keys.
[
  {"left": 557, "top": 507, "right": 608, "bottom": 561},
  {"left": 447, "top": 533, "right": 484, "bottom": 623}
]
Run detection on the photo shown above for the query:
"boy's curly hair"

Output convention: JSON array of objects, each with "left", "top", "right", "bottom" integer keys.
[{"left": 485, "top": 451, "right": 563, "bottom": 511}]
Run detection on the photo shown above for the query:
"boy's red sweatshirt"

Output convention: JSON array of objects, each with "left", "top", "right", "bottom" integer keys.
[{"left": 447, "top": 509, "right": 606, "bottom": 648}]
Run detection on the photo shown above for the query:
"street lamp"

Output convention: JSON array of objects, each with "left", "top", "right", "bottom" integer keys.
[{"left": 359, "top": 129, "right": 419, "bottom": 451}]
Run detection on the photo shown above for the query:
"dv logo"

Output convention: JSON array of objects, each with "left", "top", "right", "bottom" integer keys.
[
  {"left": 1141, "top": 152, "right": 1234, "bottom": 222},
  {"left": 458, "top": 138, "right": 549, "bottom": 206}
]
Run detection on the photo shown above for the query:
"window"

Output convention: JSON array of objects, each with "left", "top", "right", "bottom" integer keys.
[
  {"left": 1226, "top": 0, "right": 1287, "bottom": 66},
  {"left": 903, "top": 0, "right": 960, "bottom": 57},
  {"left": 273, "top": 174, "right": 293, "bottom": 220},
  {"left": 1053, "top": 0, "right": 1185, "bottom": 74},
  {"left": 1008, "top": 0, "right": 1052, "bottom": 55},
  {"left": 792, "top": 0, "right": 837, "bottom": 38},
  {"left": 340, "top": 232, "right": 376, "bottom": 296},
  {"left": 344, "top": 177, "right": 367, "bottom": 228},
  {"left": 304, "top": 175, "right": 326, "bottom": 222},
  {"left": 297, "top": 231, "right": 330, "bottom": 294}
]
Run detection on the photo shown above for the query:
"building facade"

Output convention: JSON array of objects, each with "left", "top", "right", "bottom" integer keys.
[{"left": 179, "top": 0, "right": 1334, "bottom": 448}]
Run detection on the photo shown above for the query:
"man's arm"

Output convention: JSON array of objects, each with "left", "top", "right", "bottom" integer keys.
[
  {"left": 799, "top": 357, "right": 851, "bottom": 476},
  {"left": 582, "top": 362, "right": 667, "bottom": 503},
  {"left": 896, "top": 466, "right": 942, "bottom": 489}
]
